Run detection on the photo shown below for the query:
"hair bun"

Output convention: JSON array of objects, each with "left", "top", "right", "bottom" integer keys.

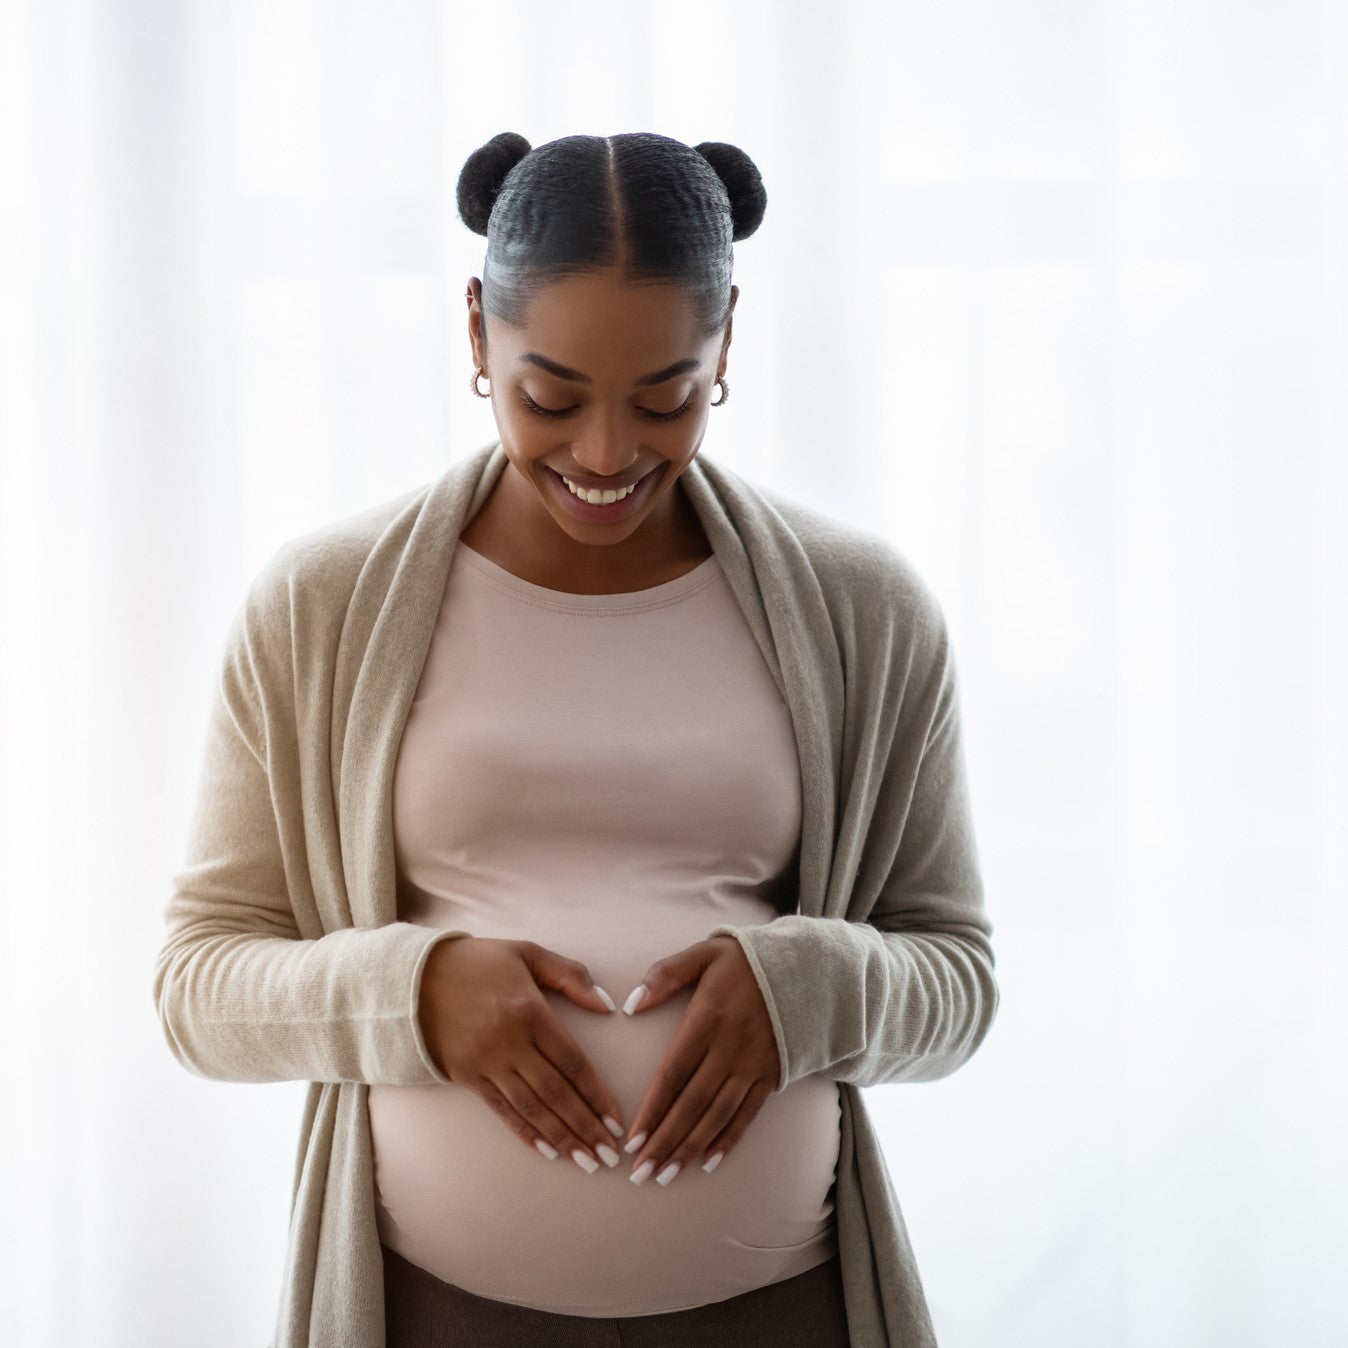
[
  {"left": 693, "top": 141, "right": 767, "bottom": 242},
  {"left": 456, "top": 132, "right": 533, "bottom": 236}
]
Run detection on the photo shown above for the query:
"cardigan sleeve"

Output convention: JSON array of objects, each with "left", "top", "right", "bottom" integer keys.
[
  {"left": 704, "top": 604, "right": 1000, "bottom": 1094},
  {"left": 151, "top": 571, "right": 470, "bottom": 1087}
]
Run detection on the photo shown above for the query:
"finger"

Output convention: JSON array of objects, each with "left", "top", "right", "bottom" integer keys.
[
  {"left": 515, "top": 1054, "right": 622, "bottom": 1172},
  {"left": 622, "top": 1012, "right": 713, "bottom": 1156},
  {"left": 495, "top": 1067, "right": 617, "bottom": 1174},
  {"left": 472, "top": 1071, "right": 584, "bottom": 1166},
  {"left": 533, "top": 1008, "right": 628, "bottom": 1141},
  {"left": 698, "top": 1077, "right": 774, "bottom": 1173},
  {"left": 627, "top": 1054, "right": 723, "bottom": 1185},
  {"left": 521, "top": 942, "right": 618, "bottom": 1018},
  {"left": 642, "top": 1074, "right": 749, "bottom": 1181}
]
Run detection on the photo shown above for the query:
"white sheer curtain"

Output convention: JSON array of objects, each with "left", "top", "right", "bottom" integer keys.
[{"left": 2, "top": 1, "right": 1344, "bottom": 1344}]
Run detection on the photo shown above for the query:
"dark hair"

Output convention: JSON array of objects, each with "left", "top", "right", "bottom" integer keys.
[{"left": 455, "top": 131, "right": 767, "bottom": 346}]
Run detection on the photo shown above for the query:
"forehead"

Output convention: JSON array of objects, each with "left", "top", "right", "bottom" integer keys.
[{"left": 510, "top": 273, "right": 703, "bottom": 359}]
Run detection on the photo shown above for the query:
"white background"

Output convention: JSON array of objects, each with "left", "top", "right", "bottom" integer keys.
[{"left": 1, "top": 1, "right": 1345, "bottom": 1344}]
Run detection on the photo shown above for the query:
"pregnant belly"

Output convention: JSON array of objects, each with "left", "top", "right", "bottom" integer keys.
[{"left": 369, "top": 968, "right": 842, "bottom": 1316}]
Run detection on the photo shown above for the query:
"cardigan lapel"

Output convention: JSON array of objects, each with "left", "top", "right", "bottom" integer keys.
[
  {"left": 339, "top": 444, "right": 508, "bottom": 928},
  {"left": 338, "top": 440, "right": 845, "bottom": 933},
  {"left": 678, "top": 455, "right": 845, "bottom": 923}
]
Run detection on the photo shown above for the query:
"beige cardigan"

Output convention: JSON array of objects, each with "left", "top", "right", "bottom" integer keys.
[{"left": 153, "top": 439, "right": 1000, "bottom": 1347}]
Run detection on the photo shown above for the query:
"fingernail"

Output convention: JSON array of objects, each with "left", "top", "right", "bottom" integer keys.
[
  {"left": 702, "top": 1151, "right": 724, "bottom": 1174},
  {"left": 655, "top": 1161, "right": 681, "bottom": 1186},
  {"left": 572, "top": 1149, "right": 599, "bottom": 1174},
  {"left": 624, "top": 1130, "right": 647, "bottom": 1154},
  {"left": 630, "top": 1159, "right": 655, "bottom": 1185},
  {"left": 596, "top": 1144, "right": 620, "bottom": 1168},
  {"left": 535, "top": 1139, "right": 559, "bottom": 1160},
  {"left": 622, "top": 985, "right": 648, "bottom": 1016},
  {"left": 594, "top": 984, "right": 617, "bottom": 1013},
  {"left": 603, "top": 1115, "right": 625, "bottom": 1139}
]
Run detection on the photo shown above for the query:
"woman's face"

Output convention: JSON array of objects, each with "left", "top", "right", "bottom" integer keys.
[{"left": 466, "top": 268, "right": 735, "bottom": 554}]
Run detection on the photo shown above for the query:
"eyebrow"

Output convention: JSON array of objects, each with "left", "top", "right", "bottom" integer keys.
[{"left": 518, "top": 353, "right": 701, "bottom": 387}]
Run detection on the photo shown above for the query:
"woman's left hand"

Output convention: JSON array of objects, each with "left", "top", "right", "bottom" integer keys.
[{"left": 621, "top": 934, "right": 781, "bottom": 1185}]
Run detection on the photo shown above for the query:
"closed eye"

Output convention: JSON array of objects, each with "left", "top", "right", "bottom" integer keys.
[{"left": 519, "top": 390, "right": 694, "bottom": 423}]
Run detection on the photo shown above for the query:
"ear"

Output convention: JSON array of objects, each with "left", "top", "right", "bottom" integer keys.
[{"left": 466, "top": 280, "right": 487, "bottom": 363}]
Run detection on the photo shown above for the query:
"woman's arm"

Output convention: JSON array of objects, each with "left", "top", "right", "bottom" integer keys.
[
  {"left": 705, "top": 612, "right": 999, "bottom": 1093},
  {"left": 151, "top": 575, "right": 469, "bottom": 1087}
]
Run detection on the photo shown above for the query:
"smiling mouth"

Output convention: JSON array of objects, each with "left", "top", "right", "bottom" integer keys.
[{"left": 547, "top": 465, "right": 659, "bottom": 500}]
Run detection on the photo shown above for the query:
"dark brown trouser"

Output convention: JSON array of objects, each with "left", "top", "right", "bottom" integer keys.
[{"left": 381, "top": 1242, "right": 851, "bottom": 1347}]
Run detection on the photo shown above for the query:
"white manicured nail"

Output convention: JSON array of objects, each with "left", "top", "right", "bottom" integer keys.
[
  {"left": 623, "top": 985, "right": 648, "bottom": 1016},
  {"left": 624, "top": 1130, "right": 647, "bottom": 1154},
  {"left": 597, "top": 1144, "right": 620, "bottom": 1168},
  {"left": 630, "top": 1159, "right": 655, "bottom": 1185},
  {"left": 702, "top": 1151, "right": 724, "bottom": 1174},
  {"left": 572, "top": 1149, "right": 599, "bottom": 1174},
  {"left": 655, "top": 1161, "right": 681, "bottom": 1186},
  {"left": 603, "top": 1115, "right": 625, "bottom": 1139},
  {"left": 594, "top": 985, "right": 617, "bottom": 1013},
  {"left": 535, "top": 1139, "right": 558, "bottom": 1160}
]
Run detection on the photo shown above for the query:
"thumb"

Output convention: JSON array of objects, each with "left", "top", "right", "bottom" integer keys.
[
  {"left": 623, "top": 941, "right": 716, "bottom": 1015},
  {"left": 521, "top": 942, "right": 617, "bottom": 1015}
]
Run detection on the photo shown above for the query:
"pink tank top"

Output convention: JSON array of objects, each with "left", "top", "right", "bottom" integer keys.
[{"left": 368, "top": 540, "right": 840, "bottom": 1316}]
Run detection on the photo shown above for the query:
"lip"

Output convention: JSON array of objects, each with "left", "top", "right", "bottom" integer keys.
[
  {"left": 550, "top": 465, "right": 655, "bottom": 492},
  {"left": 544, "top": 464, "right": 662, "bottom": 522}
]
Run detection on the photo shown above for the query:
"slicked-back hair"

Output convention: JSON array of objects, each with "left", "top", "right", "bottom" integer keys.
[{"left": 456, "top": 131, "right": 767, "bottom": 346}]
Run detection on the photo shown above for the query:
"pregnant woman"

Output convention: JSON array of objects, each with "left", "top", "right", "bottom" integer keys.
[{"left": 154, "top": 130, "right": 1000, "bottom": 1348}]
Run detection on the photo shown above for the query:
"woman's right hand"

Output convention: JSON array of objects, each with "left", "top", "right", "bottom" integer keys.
[{"left": 416, "top": 935, "right": 628, "bottom": 1173}]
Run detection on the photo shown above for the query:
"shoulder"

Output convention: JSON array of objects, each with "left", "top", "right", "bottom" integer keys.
[
  {"left": 744, "top": 475, "right": 950, "bottom": 655},
  {"left": 232, "top": 478, "right": 433, "bottom": 646},
  {"left": 748, "top": 481, "right": 961, "bottom": 737}
]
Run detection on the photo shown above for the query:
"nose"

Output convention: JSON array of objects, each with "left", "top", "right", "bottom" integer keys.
[{"left": 569, "top": 408, "right": 645, "bottom": 481}]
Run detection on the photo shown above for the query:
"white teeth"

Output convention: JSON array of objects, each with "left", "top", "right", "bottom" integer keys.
[{"left": 562, "top": 474, "right": 639, "bottom": 505}]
